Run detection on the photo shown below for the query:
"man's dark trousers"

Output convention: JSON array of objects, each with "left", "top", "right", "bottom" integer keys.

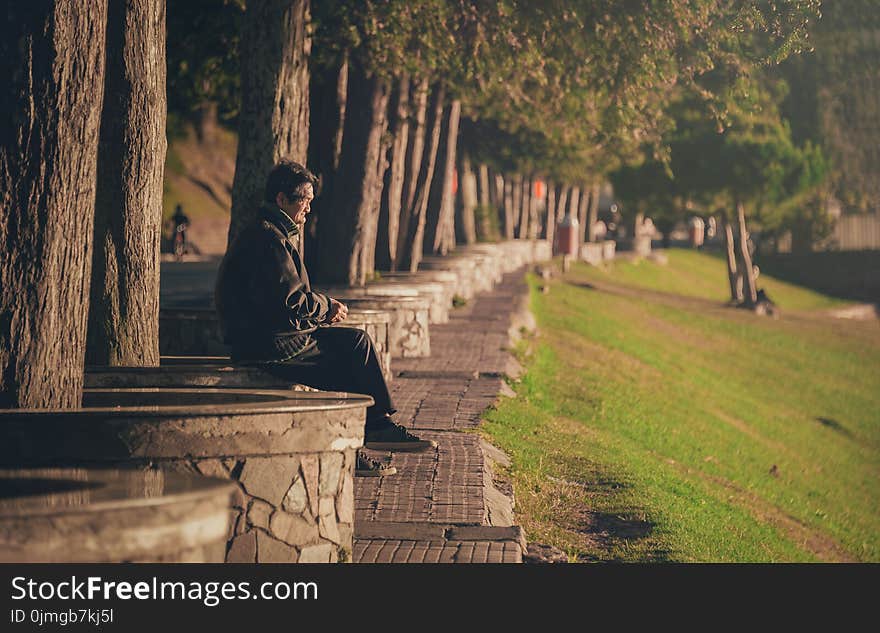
[{"left": 257, "top": 326, "right": 395, "bottom": 427}]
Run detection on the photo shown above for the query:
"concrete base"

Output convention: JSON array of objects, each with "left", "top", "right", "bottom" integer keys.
[
  {"left": 0, "top": 468, "right": 234, "bottom": 562},
  {"left": 0, "top": 388, "right": 371, "bottom": 563}
]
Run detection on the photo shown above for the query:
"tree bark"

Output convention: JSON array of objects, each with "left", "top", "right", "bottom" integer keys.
[
  {"left": 474, "top": 163, "right": 492, "bottom": 240},
  {"left": 518, "top": 176, "right": 532, "bottom": 239},
  {"left": 456, "top": 152, "right": 478, "bottom": 245},
  {"left": 502, "top": 175, "right": 515, "bottom": 239},
  {"left": 398, "top": 85, "right": 444, "bottom": 271},
  {"left": 586, "top": 181, "right": 601, "bottom": 242},
  {"left": 305, "top": 55, "right": 347, "bottom": 273},
  {"left": 543, "top": 181, "right": 557, "bottom": 243},
  {"left": 736, "top": 201, "right": 758, "bottom": 306},
  {"left": 87, "top": 0, "right": 166, "bottom": 368},
  {"left": 229, "top": 0, "right": 310, "bottom": 247},
  {"left": 394, "top": 78, "right": 429, "bottom": 270},
  {"left": 1, "top": 2, "right": 108, "bottom": 408},
  {"left": 314, "top": 59, "right": 390, "bottom": 285},
  {"left": 375, "top": 74, "right": 410, "bottom": 271},
  {"left": 424, "top": 99, "right": 461, "bottom": 256},
  {"left": 722, "top": 216, "right": 741, "bottom": 303},
  {"left": 477, "top": 163, "right": 491, "bottom": 210},
  {"left": 556, "top": 184, "right": 569, "bottom": 221},
  {"left": 576, "top": 184, "right": 590, "bottom": 243},
  {"left": 568, "top": 186, "right": 581, "bottom": 241}
]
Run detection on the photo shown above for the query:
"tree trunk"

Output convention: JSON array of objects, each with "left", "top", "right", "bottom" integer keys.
[
  {"left": 375, "top": 74, "right": 410, "bottom": 271},
  {"left": 229, "top": 0, "right": 310, "bottom": 247},
  {"left": 304, "top": 55, "right": 347, "bottom": 273},
  {"left": 543, "top": 181, "right": 557, "bottom": 243},
  {"left": 510, "top": 174, "right": 524, "bottom": 238},
  {"left": 736, "top": 201, "right": 758, "bottom": 306},
  {"left": 424, "top": 99, "right": 461, "bottom": 255},
  {"left": 394, "top": 78, "right": 429, "bottom": 270},
  {"left": 456, "top": 152, "right": 478, "bottom": 245},
  {"left": 586, "top": 181, "right": 601, "bottom": 242},
  {"left": 474, "top": 163, "right": 492, "bottom": 240},
  {"left": 569, "top": 186, "right": 581, "bottom": 239},
  {"left": 722, "top": 216, "right": 741, "bottom": 303},
  {"left": 86, "top": 0, "right": 165, "bottom": 368},
  {"left": 502, "top": 175, "right": 515, "bottom": 239},
  {"left": 518, "top": 177, "right": 532, "bottom": 239},
  {"left": 314, "top": 59, "right": 390, "bottom": 285},
  {"left": 1, "top": 2, "right": 108, "bottom": 409},
  {"left": 556, "top": 184, "right": 569, "bottom": 221},
  {"left": 576, "top": 184, "right": 590, "bottom": 243},
  {"left": 491, "top": 170, "right": 503, "bottom": 209},
  {"left": 477, "top": 163, "right": 491, "bottom": 209},
  {"left": 398, "top": 85, "right": 444, "bottom": 270}
]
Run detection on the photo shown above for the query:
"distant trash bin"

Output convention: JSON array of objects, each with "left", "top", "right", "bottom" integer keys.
[
  {"left": 689, "top": 217, "right": 705, "bottom": 247},
  {"left": 555, "top": 215, "right": 580, "bottom": 257}
]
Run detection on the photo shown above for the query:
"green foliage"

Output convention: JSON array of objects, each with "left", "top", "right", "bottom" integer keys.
[
  {"left": 611, "top": 72, "right": 830, "bottom": 242},
  {"left": 778, "top": 0, "right": 880, "bottom": 213},
  {"left": 166, "top": 0, "right": 244, "bottom": 129}
]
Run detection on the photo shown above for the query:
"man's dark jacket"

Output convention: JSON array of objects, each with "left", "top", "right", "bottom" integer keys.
[{"left": 215, "top": 204, "right": 330, "bottom": 362}]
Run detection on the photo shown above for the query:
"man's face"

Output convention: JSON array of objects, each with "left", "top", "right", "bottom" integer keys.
[{"left": 278, "top": 183, "right": 314, "bottom": 225}]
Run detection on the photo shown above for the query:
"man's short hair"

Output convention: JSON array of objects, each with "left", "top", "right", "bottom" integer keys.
[{"left": 264, "top": 160, "right": 318, "bottom": 204}]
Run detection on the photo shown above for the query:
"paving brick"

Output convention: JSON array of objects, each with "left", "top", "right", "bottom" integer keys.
[{"left": 350, "top": 270, "right": 532, "bottom": 563}]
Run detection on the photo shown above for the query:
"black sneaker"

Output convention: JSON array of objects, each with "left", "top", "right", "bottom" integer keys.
[
  {"left": 355, "top": 451, "right": 397, "bottom": 477},
  {"left": 364, "top": 420, "right": 438, "bottom": 452}
]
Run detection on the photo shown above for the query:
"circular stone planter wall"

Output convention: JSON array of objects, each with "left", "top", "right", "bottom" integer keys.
[
  {"left": 0, "top": 468, "right": 235, "bottom": 562},
  {"left": 322, "top": 281, "right": 448, "bottom": 325},
  {"left": 0, "top": 388, "right": 372, "bottom": 564},
  {"left": 372, "top": 272, "right": 458, "bottom": 315},
  {"left": 417, "top": 257, "right": 476, "bottom": 300},
  {"left": 159, "top": 308, "right": 393, "bottom": 379},
  {"left": 317, "top": 295, "right": 430, "bottom": 358}
]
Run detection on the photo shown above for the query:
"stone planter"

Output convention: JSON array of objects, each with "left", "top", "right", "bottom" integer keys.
[
  {"left": 580, "top": 242, "right": 603, "bottom": 266},
  {"left": 0, "top": 468, "right": 235, "bottom": 562},
  {"left": 159, "top": 308, "right": 393, "bottom": 379},
  {"left": 374, "top": 270, "right": 459, "bottom": 312},
  {"left": 322, "top": 281, "right": 448, "bottom": 325},
  {"left": 418, "top": 257, "right": 476, "bottom": 300},
  {"left": 533, "top": 239, "right": 553, "bottom": 262},
  {"left": 0, "top": 388, "right": 372, "bottom": 563},
  {"left": 317, "top": 295, "right": 430, "bottom": 359},
  {"left": 602, "top": 240, "right": 616, "bottom": 261}
]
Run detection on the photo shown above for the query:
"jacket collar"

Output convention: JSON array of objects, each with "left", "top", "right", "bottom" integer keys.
[{"left": 261, "top": 203, "right": 300, "bottom": 238}]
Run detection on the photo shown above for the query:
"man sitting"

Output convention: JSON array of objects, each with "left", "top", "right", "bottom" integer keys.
[{"left": 215, "top": 160, "right": 436, "bottom": 476}]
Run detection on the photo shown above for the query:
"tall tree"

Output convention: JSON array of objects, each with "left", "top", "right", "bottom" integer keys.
[
  {"left": 1, "top": 1, "right": 108, "bottom": 408},
  {"left": 313, "top": 59, "right": 391, "bottom": 284},
  {"left": 376, "top": 74, "right": 411, "bottom": 270},
  {"left": 456, "top": 152, "right": 478, "bottom": 245},
  {"left": 424, "top": 99, "right": 461, "bottom": 255},
  {"left": 398, "top": 85, "right": 445, "bottom": 271},
  {"left": 229, "top": 0, "right": 310, "bottom": 246},
  {"left": 395, "top": 78, "right": 430, "bottom": 269},
  {"left": 87, "top": 0, "right": 167, "bottom": 367}
]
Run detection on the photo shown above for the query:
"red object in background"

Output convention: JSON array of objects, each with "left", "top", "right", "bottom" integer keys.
[
  {"left": 533, "top": 179, "right": 545, "bottom": 199},
  {"left": 554, "top": 215, "right": 579, "bottom": 256},
  {"left": 452, "top": 169, "right": 458, "bottom": 195}
]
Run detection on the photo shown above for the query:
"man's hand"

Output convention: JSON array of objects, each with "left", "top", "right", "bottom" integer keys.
[{"left": 327, "top": 298, "right": 348, "bottom": 324}]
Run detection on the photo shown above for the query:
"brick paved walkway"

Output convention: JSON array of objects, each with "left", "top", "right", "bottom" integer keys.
[{"left": 354, "top": 270, "right": 529, "bottom": 563}]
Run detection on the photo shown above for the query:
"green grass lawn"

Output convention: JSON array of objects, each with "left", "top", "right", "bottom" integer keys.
[{"left": 483, "top": 251, "right": 880, "bottom": 562}]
